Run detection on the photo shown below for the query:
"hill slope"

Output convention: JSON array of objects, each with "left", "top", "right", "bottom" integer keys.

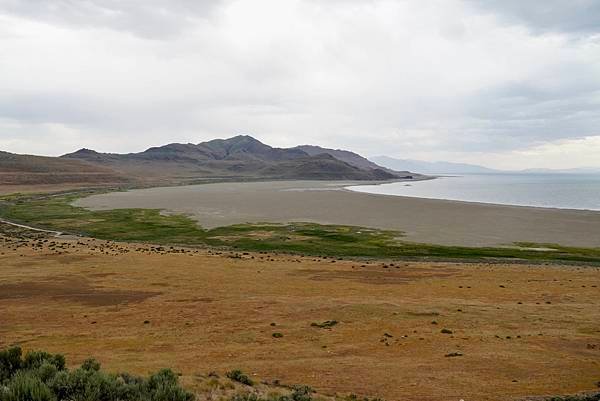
[
  {"left": 295, "top": 145, "right": 385, "bottom": 170},
  {"left": 0, "top": 151, "right": 128, "bottom": 186}
]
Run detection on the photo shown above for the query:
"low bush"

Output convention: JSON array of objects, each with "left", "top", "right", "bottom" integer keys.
[
  {"left": 0, "top": 346, "right": 194, "bottom": 401},
  {"left": 226, "top": 370, "right": 254, "bottom": 386}
]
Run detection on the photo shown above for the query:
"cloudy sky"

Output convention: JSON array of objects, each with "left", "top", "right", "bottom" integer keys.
[{"left": 1, "top": 0, "right": 599, "bottom": 169}]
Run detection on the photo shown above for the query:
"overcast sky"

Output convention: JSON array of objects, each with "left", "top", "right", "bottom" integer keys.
[{"left": 1, "top": 0, "right": 599, "bottom": 169}]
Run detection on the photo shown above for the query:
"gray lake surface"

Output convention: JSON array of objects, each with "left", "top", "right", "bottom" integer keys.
[{"left": 348, "top": 174, "right": 600, "bottom": 211}]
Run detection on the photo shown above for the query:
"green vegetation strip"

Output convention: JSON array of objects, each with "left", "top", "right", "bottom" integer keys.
[{"left": 2, "top": 191, "right": 600, "bottom": 264}]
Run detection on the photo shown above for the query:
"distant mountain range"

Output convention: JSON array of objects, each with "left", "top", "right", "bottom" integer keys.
[
  {"left": 371, "top": 155, "right": 600, "bottom": 175},
  {"left": 0, "top": 135, "right": 418, "bottom": 187},
  {"left": 370, "top": 156, "right": 498, "bottom": 174},
  {"left": 518, "top": 167, "right": 600, "bottom": 174}
]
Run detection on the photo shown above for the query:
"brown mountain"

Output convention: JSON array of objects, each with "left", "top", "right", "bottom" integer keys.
[{"left": 61, "top": 135, "right": 415, "bottom": 184}]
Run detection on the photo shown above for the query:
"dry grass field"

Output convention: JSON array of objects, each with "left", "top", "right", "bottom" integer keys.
[{"left": 1, "top": 228, "right": 599, "bottom": 401}]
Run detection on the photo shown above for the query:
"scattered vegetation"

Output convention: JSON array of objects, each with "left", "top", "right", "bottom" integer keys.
[{"left": 0, "top": 346, "right": 194, "bottom": 401}]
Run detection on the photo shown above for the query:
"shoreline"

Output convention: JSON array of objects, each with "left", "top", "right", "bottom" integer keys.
[{"left": 74, "top": 180, "right": 600, "bottom": 248}]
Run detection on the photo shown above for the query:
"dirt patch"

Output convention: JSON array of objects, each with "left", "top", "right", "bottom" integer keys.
[{"left": 0, "top": 276, "right": 160, "bottom": 307}]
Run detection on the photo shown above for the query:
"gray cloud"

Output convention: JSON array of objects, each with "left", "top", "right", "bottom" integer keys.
[
  {"left": 0, "top": 0, "right": 227, "bottom": 39},
  {"left": 466, "top": 0, "right": 600, "bottom": 36},
  {"left": 0, "top": 0, "right": 599, "bottom": 168}
]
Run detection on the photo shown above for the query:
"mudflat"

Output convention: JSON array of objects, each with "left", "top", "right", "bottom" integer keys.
[
  {"left": 75, "top": 180, "right": 600, "bottom": 247},
  {"left": 1, "top": 235, "right": 599, "bottom": 401}
]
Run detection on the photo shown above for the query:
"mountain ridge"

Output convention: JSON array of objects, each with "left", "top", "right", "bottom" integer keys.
[{"left": 57, "top": 135, "right": 418, "bottom": 184}]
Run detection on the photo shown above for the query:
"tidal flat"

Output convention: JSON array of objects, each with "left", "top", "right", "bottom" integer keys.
[{"left": 75, "top": 180, "right": 600, "bottom": 248}]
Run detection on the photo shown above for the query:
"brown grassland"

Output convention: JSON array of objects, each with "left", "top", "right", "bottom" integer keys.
[{"left": 1, "top": 223, "right": 599, "bottom": 401}]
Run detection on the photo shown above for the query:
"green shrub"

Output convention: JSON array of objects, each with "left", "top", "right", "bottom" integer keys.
[
  {"left": 0, "top": 347, "right": 194, "bottom": 401},
  {"left": 80, "top": 359, "right": 100, "bottom": 372},
  {"left": 35, "top": 362, "right": 58, "bottom": 384},
  {"left": 146, "top": 369, "right": 194, "bottom": 401},
  {"left": 0, "top": 347, "right": 23, "bottom": 382},
  {"left": 0, "top": 371, "right": 55, "bottom": 401},
  {"left": 289, "top": 385, "right": 313, "bottom": 401},
  {"left": 23, "top": 351, "right": 65, "bottom": 371},
  {"left": 226, "top": 370, "right": 254, "bottom": 386}
]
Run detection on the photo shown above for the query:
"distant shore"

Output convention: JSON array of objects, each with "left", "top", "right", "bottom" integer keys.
[{"left": 73, "top": 180, "right": 600, "bottom": 247}]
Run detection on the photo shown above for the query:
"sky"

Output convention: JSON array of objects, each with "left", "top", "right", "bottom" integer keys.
[{"left": 0, "top": 0, "right": 599, "bottom": 169}]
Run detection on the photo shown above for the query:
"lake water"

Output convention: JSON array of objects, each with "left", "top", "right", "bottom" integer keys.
[{"left": 347, "top": 174, "right": 600, "bottom": 211}]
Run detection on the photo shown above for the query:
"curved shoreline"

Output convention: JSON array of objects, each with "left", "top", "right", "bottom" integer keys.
[{"left": 74, "top": 180, "right": 600, "bottom": 248}]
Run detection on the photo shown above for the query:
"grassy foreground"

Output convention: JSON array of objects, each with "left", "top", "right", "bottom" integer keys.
[
  {"left": 0, "top": 347, "right": 381, "bottom": 401},
  {"left": 1, "top": 191, "right": 600, "bottom": 264},
  {"left": 1, "top": 347, "right": 597, "bottom": 401}
]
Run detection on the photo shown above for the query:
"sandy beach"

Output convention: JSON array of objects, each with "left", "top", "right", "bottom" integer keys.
[{"left": 75, "top": 180, "right": 600, "bottom": 247}]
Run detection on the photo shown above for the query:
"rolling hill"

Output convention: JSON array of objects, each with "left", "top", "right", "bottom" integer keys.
[{"left": 0, "top": 151, "right": 129, "bottom": 186}]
